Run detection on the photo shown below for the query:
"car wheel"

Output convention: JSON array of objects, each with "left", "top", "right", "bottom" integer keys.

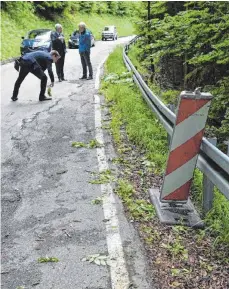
[{"left": 68, "top": 44, "right": 72, "bottom": 49}]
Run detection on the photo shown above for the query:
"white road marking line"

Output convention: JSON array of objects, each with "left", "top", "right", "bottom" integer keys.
[
  {"left": 95, "top": 56, "right": 109, "bottom": 90},
  {"left": 94, "top": 56, "right": 130, "bottom": 288}
]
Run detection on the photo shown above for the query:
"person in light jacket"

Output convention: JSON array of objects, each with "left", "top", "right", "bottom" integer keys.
[
  {"left": 51, "top": 23, "right": 66, "bottom": 82},
  {"left": 78, "top": 22, "right": 93, "bottom": 80}
]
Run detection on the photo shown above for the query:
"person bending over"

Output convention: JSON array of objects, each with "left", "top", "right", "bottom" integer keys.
[{"left": 12, "top": 50, "right": 60, "bottom": 102}]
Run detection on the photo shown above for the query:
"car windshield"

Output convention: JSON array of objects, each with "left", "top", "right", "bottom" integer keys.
[
  {"left": 104, "top": 27, "right": 112, "bottom": 31},
  {"left": 27, "top": 30, "right": 51, "bottom": 40},
  {"left": 72, "top": 31, "right": 79, "bottom": 36}
]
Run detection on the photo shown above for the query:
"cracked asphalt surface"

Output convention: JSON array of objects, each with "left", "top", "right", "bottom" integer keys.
[{"left": 1, "top": 38, "right": 152, "bottom": 289}]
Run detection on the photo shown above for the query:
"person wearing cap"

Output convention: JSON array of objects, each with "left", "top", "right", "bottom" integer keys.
[
  {"left": 51, "top": 24, "right": 66, "bottom": 82},
  {"left": 78, "top": 22, "right": 93, "bottom": 80},
  {"left": 12, "top": 50, "right": 60, "bottom": 102}
]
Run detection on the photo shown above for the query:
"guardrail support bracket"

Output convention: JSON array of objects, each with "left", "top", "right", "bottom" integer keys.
[{"left": 149, "top": 188, "right": 204, "bottom": 228}]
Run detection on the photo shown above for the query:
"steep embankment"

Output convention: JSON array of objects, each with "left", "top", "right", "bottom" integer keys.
[{"left": 1, "top": 10, "right": 134, "bottom": 60}]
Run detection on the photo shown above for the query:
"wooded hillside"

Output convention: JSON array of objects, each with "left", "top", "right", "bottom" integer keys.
[
  {"left": 1, "top": 1, "right": 139, "bottom": 60},
  {"left": 134, "top": 1, "right": 229, "bottom": 149}
]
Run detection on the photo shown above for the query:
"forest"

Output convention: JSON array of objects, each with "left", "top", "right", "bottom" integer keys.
[{"left": 134, "top": 1, "right": 229, "bottom": 149}]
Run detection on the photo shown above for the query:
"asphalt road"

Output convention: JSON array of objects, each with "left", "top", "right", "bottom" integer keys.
[{"left": 1, "top": 38, "right": 152, "bottom": 289}]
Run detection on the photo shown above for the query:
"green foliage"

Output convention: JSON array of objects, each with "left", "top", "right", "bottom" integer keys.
[
  {"left": 102, "top": 47, "right": 168, "bottom": 170},
  {"left": 206, "top": 77, "right": 229, "bottom": 149},
  {"left": 136, "top": 2, "right": 229, "bottom": 69},
  {"left": 47, "top": 87, "right": 52, "bottom": 97},
  {"left": 71, "top": 141, "right": 87, "bottom": 148},
  {"left": 71, "top": 139, "right": 102, "bottom": 149},
  {"left": 161, "top": 239, "right": 188, "bottom": 260},
  {"left": 89, "top": 170, "right": 114, "bottom": 185},
  {"left": 88, "top": 139, "right": 102, "bottom": 149},
  {"left": 1, "top": 1, "right": 34, "bottom": 15},
  {"left": 91, "top": 197, "right": 103, "bottom": 205},
  {"left": 116, "top": 179, "right": 155, "bottom": 221},
  {"left": 134, "top": 1, "right": 229, "bottom": 146},
  {"left": 206, "top": 190, "right": 229, "bottom": 245},
  {"left": 1, "top": 1, "right": 140, "bottom": 18}
]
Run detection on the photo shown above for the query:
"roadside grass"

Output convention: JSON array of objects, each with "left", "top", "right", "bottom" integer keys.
[
  {"left": 101, "top": 45, "right": 229, "bottom": 288},
  {"left": 102, "top": 46, "right": 168, "bottom": 173},
  {"left": 116, "top": 179, "right": 156, "bottom": 221},
  {"left": 1, "top": 10, "right": 135, "bottom": 60}
]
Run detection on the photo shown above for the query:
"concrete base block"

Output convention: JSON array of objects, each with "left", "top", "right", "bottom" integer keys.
[{"left": 149, "top": 188, "right": 204, "bottom": 228}]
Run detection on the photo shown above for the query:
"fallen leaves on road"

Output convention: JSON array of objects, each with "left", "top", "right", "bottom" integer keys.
[
  {"left": 89, "top": 169, "right": 115, "bottom": 184},
  {"left": 38, "top": 256, "right": 59, "bottom": 263},
  {"left": 91, "top": 197, "right": 103, "bottom": 205},
  {"left": 47, "top": 87, "right": 52, "bottom": 96},
  {"left": 81, "top": 254, "right": 111, "bottom": 266},
  {"left": 71, "top": 139, "right": 102, "bottom": 149},
  {"left": 71, "top": 141, "right": 87, "bottom": 148}
]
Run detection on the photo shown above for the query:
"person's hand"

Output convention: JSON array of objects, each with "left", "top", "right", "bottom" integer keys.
[
  {"left": 50, "top": 82, "right": 54, "bottom": 87},
  {"left": 58, "top": 36, "right": 64, "bottom": 42}
]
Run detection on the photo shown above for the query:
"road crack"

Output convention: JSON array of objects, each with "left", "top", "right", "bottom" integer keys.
[{"left": 20, "top": 100, "right": 61, "bottom": 131}]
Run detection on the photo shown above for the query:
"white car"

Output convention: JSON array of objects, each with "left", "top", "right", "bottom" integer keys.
[{"left": 101, "top": 26, "right": 118, "bottom": 41}]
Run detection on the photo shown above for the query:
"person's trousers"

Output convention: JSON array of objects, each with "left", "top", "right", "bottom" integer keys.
[
  {"left": 80, "top": 51, "right": 93, "bottom": 77},
  {"left": 55, "top": 53, "right": 65, "bottom": 80},
  {"left": 12, "top": 62, "right": 47, "bottom": 99}
]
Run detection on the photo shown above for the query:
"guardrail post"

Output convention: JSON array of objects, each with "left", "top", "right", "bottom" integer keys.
[
  {"left": 150, "top": 88, "right": 213, "bottom": 227},
  {"left": 203, "top": 137, "right": 217, "bottom": 214}
]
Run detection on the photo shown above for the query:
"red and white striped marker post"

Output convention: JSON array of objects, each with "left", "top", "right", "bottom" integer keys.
[{"left": 160, "top": 88, "right": 213, "bottom": 203}]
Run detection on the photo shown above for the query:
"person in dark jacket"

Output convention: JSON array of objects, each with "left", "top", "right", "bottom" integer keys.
[
  {"left": 78, "top": 22, "right": 93, "bottom": 80},
  {"left": 51, "top": 24, "right": 66, "bottom": 82},
  {"left": 12, "top": 50, "right": 60, "bottom": 102}
]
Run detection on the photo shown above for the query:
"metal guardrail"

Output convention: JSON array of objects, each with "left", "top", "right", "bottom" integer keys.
[{"left": 123, "top": 36, "right": 229, "bottom": 205}]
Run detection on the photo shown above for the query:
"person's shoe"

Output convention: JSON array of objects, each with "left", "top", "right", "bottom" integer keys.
[
  {"left": 59, "top": 78, "right": 62, "bottom": 82},
  {"left": 61, "top": 78, "right": 67, "bottom": 81},
  {"left": 39, "top": 96, "right": 52, "bottom": 101},
  {"left": 79, "top": 76, "right": 87, "bottom": 80},
  {"left": 87, "top": 76, "right": 93, "bottom": 80},
  {"left": 11, "top": 96, "right": 18, "bottom": 101}
]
